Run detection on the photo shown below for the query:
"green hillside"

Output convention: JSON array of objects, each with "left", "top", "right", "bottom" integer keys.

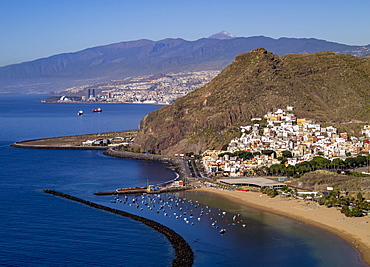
[{"left": 133, "top": 48, "right": 370, "bottom": 155}]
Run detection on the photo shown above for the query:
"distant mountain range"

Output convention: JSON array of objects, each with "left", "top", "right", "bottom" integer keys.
[{"left": 1, "top": 31, "right": 369, "bottom": 93}]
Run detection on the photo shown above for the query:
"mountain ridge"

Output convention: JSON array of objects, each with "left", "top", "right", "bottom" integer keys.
[{"left": 1, "top": 35, "right": 370, "bottom": 93}]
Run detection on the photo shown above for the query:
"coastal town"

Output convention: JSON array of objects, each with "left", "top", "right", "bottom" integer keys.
[
  {"left": 43, "top": 71, "right": 219, "bottom": 105},
  {"left": 202, "top": 106, "right": 370, "bottom": 177}
]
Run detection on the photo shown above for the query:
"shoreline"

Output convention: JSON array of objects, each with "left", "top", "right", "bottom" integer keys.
[
  {"left": 41, "top": 100, "right": 167, "bottom": 105},
  {"left": 10, "top": 134, "right": 370, "bottom": 265},
  {"left": 102, "top": 147, "right": 370, "bottom": 265},
  {"left": 9, "top": 133, "right": 188, "bottom": 181},
  {"left": 192, "top": 186, "right": 370, "bottom": 266},
  {"left": 103, "top": 148, "right": 190, "bottom": 181}
]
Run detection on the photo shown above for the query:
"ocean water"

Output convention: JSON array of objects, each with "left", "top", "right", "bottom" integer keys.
[{"left": 0, "top": 94, "right": 367, "bottom": 267}]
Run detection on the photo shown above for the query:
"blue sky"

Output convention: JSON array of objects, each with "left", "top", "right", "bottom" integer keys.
[{"left": 1, "top": 0, "right": 369, "bottom": 67}]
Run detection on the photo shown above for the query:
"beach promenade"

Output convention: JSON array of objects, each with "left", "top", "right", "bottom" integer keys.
[{"left": 194, "top": 186, "right": 370, "bottom": 266}]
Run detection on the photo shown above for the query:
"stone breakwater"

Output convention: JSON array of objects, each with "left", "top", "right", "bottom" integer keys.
[
  {"left": 103, "top": 148, "right": 190, "bottom": 180},
  {"left": 10, "top": 130, "right": 138, "bottom": 150},
  {"left": 43, "top": 189, "right": 194, "bottom": 267},
  {"left": 11, "top": 141, "right": 107, "bottom": 150}
]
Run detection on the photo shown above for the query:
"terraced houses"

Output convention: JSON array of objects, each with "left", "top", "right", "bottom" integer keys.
[{"left": 203, "top": 107, "right": 370, "bottom": 177}]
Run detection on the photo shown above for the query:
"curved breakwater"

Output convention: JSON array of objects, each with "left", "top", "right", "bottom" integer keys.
[
  {"left": 103, "top": 148, "right": 190, "bottom": 180},
  {"left": 10, "top": 142, "right": 107, "bottom": 150},
  {"left": 43, "top": 189, "right": 194, "bottom": 267}
]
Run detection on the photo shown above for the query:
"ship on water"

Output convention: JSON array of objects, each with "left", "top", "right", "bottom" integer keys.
[
  {"left": 92, "top": 108, "right": 102, "bottom": 112},
  {"left": 77, "top": 110, "right": 83, "bottom": 115}
]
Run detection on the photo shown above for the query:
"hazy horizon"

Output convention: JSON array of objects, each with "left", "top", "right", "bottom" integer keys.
[{"left": 1, "top": 0, "right": 370, "bottom": 67}]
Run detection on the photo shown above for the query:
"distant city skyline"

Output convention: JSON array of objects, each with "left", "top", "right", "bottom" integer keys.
[{"left": 1, "top": 0, "right": 370, "bottom": 67}]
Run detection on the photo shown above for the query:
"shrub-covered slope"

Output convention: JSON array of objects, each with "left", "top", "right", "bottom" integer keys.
[{"left": 133, "top": 48, "right": 370, "bottom": 155}]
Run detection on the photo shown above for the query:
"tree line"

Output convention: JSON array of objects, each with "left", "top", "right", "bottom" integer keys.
[
  {"left": 260, "top": 186, "right": 369, "bottom": 217},
  {"left": 219, "top": 150, "right": 370, "bottom": 178}
]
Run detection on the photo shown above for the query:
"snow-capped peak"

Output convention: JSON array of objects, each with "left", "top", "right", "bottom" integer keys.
[{"left": 208, "top": 31, "right": 236, "bottom": 40}]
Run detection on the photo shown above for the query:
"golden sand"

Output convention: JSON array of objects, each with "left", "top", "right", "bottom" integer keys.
[{"left": 193, "top": 187, "right": 370, "bottom": 266}]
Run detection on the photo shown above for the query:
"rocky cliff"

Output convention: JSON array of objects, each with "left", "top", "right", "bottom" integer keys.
[{"left": 133, "top": 48, "right": 370, "bottom": 155}]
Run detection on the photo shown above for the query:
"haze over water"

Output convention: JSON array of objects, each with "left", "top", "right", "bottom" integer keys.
[{"left": 0, "top": 94, "right": 366, "bottom": 266}]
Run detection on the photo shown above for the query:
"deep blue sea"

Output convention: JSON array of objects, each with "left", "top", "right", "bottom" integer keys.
[{"left": 0, "top": 94, "right": 367, "bottom": 267}]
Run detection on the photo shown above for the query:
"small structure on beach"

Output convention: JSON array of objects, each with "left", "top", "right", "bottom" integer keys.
[
  {"left": 147, "top": 185, "right": 160, "bottom": 192},
  {"left": 171, "top": 180, "right": 184, "bottom": 187},
  {"left": 218, "top": 177, "right": 284, "bottom": 189}
]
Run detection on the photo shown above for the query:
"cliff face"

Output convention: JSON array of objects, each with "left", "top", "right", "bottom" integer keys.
[{"left": 133, "top": 48, "right": 370, "bottom": 155}]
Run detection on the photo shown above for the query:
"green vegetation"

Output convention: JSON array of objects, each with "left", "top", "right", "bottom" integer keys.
[
  {"left": 218, "top": 151, "right": 253, "bottom": 160},
  {"left": 340, "top": 206, "right": 363, "bottom": 217},
  {"left": 260, "top": 185, "right": 369, "bottom": 217},
  {"left": 281, "top": 150, "right": 293, "bottom": 158},
  {"left": 256, "top": 155, "right": 370, "bottom": 178},
  {"left": 260, "top": 186, "right": 278, "bottom": 197},
  {"left": 317, "top": 190, "right": 370, "bottom": 217}
]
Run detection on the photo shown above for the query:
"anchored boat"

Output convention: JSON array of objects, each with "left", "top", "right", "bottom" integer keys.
[{"left": 219, "top": 229, "right": 226, "bottom": 234}]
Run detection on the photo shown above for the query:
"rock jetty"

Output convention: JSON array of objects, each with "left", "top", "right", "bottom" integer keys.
[{"left": 43, "top": 189, "right": 194, "bottom": 267}]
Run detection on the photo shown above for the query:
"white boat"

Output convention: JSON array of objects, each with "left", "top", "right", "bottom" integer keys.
[
  {"left": 77, "top": 110, "right": 83, "bottom": 116},
  {"left": 92, "top": 108, "right": 102, "bottom": 112}
]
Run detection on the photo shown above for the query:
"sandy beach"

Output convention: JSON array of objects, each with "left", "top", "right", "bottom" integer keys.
[{"left": 194, "top": 186, "right": 370, "bottom": 266}]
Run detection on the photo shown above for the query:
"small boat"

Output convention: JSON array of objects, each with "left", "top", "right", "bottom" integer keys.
[
  {"left": 77, "top": 110, "right": 83, "bottom": 116},
  {"left": 92, "top": 108, "right": 102, "bottom": 112},
  {"left": 219, "top": 229, "right": 226, "bottom": 234}
]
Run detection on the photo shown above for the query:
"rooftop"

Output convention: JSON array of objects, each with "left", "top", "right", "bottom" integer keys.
[{"left": 218, "top": 177, "right": 284, "bottom": 189}]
